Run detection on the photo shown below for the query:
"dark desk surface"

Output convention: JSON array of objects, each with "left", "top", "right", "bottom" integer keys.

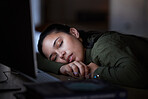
[{"left": 0, "top": 63, "right": 148, "bottom": 99}]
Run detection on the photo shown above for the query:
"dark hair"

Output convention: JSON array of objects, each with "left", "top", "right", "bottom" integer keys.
[{"left": 38, "top": 24, "right": 103, "bottom": 58}]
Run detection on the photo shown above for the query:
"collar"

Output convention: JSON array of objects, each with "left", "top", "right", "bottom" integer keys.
[{"left": 84, "top": 48, "right": 92, "bottom": 65}]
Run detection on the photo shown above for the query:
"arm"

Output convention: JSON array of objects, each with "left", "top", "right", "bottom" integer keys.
[
  {"left": 87, "top": 62, "right": 99, "bottom": 78},
  {"left": 37, "top": 53, "right": 63, "bottom": 74},
  {"left": 37, "top": 53, "right": 90, "bottom": 78},
  {"left": 90, "top": 33, "right": 146, "bottom": 88},
  {"left": 60, "top": 61, "right": 90, "bottom": 78}
]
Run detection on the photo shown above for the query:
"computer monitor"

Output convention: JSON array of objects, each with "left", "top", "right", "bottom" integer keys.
[{"left": 0, "top": 0, "right": 59, "bottom": 82}]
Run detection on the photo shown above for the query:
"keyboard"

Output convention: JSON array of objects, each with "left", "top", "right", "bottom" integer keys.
[
  {"left": 21, "top": 69, "right": 61, "bottom": 83},
  {"left": 35, "top": 70, "right": 60, "bottom": 83}
]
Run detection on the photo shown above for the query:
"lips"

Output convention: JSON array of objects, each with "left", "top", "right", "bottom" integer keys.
[{"left": 67, "top": 54, "right": 73, "bottom": 63}]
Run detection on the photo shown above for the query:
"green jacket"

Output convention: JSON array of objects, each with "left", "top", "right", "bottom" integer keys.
[{"left": 37, "top": 31, "right": 148, "bottom": 88}]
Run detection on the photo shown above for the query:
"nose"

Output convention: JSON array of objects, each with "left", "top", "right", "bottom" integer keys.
[{"left": 57, "top": 50, "right": 66, "bottom": 59}]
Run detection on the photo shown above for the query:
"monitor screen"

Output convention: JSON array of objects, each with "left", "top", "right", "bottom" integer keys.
[{"left": 0, "top": 0, "right": 37, "bottom": 78}]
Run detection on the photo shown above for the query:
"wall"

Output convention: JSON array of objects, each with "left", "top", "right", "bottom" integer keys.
[
  {"left": 43, "top": 0, "right": 109, "bottom": 31},
  {"left": 109, "top": 0, "right": 148, "bottom": 37},
  {"left": 46, "top": 0, "right": 108, "bottom": 22}
]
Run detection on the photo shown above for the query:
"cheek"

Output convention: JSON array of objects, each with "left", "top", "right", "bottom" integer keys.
[
  {"left": 62, "top": 39, "right": 74, "bottom": 50},
  {"left": 57, "top": 58, "right": 67, "bottom": 63},
  {"left": 64, "top": 37, "right": 84, "bottom": 61},
  {"left": 75, "top": 47, "right": 84, "bottom": 60},
  {"left": 72, "top": 41, "right": 84, "bottom": 61},
  {"left": 66, "top": 37, "right": 80, "bottom": 48},
  {"left": 42, "top": 46, "right": 49, "bottom": 57}
]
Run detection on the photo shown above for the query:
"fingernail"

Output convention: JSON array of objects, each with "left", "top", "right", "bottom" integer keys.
[{"left": 74, "top": 72, "right": 79, "bottom": 76}]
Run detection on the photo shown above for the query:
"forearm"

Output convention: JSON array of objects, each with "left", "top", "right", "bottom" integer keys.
[
  {"left": 37, "top": 53, "right": 63, "bottom": 74},
  {"left": 93, "top": 64, "right": 145, "bottom": 88}
]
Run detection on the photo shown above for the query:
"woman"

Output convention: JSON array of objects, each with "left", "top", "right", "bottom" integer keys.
[{"left": 38, "top": 24, "right": 148, "bottom": 88}]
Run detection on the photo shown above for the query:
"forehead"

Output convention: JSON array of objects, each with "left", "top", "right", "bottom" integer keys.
[
  {"left": 43, "top": 32, "right": 65, "bottom": 45},
  {"left": 42, "top": 32, "right": 60, "bottom": 49},
  {"left": 43, "top": 31, "right": 70, "bottom": 43},
  {"left": 42, "top": 32, "right": 67, "bottom": 56},
  {"left": 41, "top": 33, "right": 57, "bottom": 57}
]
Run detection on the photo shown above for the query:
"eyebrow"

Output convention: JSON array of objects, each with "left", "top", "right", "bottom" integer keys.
[{"left": 53, "top": 37, "right": 60, "bottom": 47}]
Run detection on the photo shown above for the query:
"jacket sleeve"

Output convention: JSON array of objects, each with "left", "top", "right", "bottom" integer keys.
[
  {"left": 91, "top": 32, "right": 147, "bottom": 88},
  {"left": 37, "top": 53, "right": 63, "bottom": 74}
]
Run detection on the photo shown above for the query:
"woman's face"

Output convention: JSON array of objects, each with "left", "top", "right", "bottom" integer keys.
[{"left": 42, "top": 28, "right": 85, "bottom": 64}]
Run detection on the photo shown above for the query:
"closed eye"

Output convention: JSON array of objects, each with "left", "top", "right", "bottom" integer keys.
[
  {"left": 49, "top": 37, "right": 63, "bottom": 61},
  {"left": 59, "top": 41, "right": 63, "bottom": 47},
  {"left": 56, "top": 38, "right": 63, "bottom": 48},
  {"left": 49, "top": 53, "right": 57, "bottom": 61},
  {"left": 53, "top": 54, "right": 57, "bottom": 61}
]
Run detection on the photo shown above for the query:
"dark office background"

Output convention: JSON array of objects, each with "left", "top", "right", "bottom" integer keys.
[
  {"left": 33, "top": 0, "right": 109, "bottom": 32},
  {"left": 32, "top": 0, "right": 148, "bottom": 38}
]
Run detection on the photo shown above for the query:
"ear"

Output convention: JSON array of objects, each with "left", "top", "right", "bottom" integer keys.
[{"left": 69, "top": 28, "right": 80, "bottom": 38}]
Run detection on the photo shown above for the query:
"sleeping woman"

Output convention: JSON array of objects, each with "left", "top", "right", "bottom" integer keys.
[{"left": 37, "top": 24, "right": 148, "bottom": 88}]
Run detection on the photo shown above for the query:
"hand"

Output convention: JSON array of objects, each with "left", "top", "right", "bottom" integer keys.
[
  {"left": 87, "top": 62, "right": 99, "bottom": 78},
  {"left": 60, "top": 61, "right": 90, "bottom": 78}
]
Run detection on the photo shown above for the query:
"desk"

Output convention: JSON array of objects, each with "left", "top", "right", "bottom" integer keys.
[
  {"left": 0, "top": 64, "right": 77, "bottom": 99},
  {"left": 0, "top": 64, "right": 148, "bottom": 99}
]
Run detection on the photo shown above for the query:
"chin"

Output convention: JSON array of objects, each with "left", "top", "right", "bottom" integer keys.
[{"left": 76, "top": 58, "right": 83, "bottom": 62}]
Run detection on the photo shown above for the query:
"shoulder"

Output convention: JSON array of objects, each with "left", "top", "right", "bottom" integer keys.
[
  {"left": 93, "top": 31, "right": 124, "bottom": 48},
  {"left": 90, "top": 31, "right": 126, "bottom": 58}
]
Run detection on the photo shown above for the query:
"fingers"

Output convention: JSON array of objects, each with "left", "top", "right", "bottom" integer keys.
[
  {"left": 60, "top": 65, "right": 72, "bottom": 75},
  {"left": 79, "top": 61, "right": 89, "bottom": 75},
  {"left": 69, "top": 63, "right": 79, "bottom": 76},
  {"left": 71, "top": 61, "right": 90, "bottom": 78},
  {"left": 79, "top": 62, "right": 91, "bottom": 79},
  {"left": 71, "top": 61, "right": 84, "bottom": 77},
  {"left": 60, "top": 61, "right": 91, "bottom": 79}
]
